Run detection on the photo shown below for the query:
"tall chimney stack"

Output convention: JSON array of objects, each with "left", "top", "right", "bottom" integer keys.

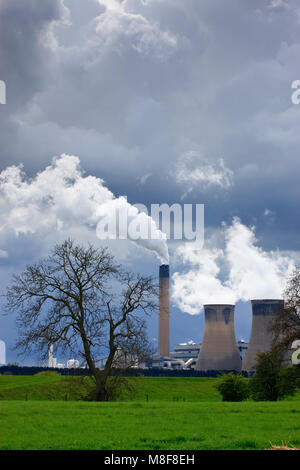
[
  {"left": 195, "top": 304, "right": 242, "bottom": 371},
  {"left": 243, "top": 299, "right": 284, "bottom": 371},
  {"left": 158, "top": 264, "right": 170, "bottom": 357}
]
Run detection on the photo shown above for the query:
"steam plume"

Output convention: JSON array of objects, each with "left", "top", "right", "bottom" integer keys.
[
  {"left": 172, "top": 217, "right": 295, "bottom": 314},
  {"left": 0, "top": 154, "right": 169, "bottom": 263}
]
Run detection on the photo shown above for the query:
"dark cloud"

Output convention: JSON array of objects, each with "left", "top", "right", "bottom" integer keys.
[{"left": 0, "top": 0, "right": 64, "bottom": 110}]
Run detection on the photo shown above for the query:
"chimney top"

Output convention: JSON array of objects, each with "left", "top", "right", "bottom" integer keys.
[{"left": 159, "top": 264, "right": 169, "bottom": 278}]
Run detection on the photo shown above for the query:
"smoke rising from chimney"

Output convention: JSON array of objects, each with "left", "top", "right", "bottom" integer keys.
[{"left": 0, "top": 154, "right": 169, "bottom": 263}]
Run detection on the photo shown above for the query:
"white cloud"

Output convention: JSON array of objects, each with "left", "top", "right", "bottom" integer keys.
[
  {"left": 138, "top": 172, "right": 152, "bottom": 185},
  {"left": 172, "top": 217, "right": 296, "bottom": 314},
  {"left": 98, "top": 0, "right": 124, "bottom": 13},
  {"left": 94, "top": 2, "right": 178, "bottom": 61},
  {"left": 0, "top": 249, "right": 7, "bottom": 259},
  {"left": 0, "top": 154, "right": 169, "bottom": 263},
  {"left": 267, "top": 0, "right": 288, "bottom": 9},
  {"left": 175, "top": 151, "right": 233, "bottom": 199}
]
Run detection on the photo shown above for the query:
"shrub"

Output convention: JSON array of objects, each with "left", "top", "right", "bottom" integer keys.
[
  {"left": 105, "top": 376, "right": 136, "bottom": 401},
  {"left": 79, "top": 376, "right": 136, "bottom": 402},
  {"left": 250, "top": 350, "right": 299, "bottom": 401},
  {"left": 215, "top": 373, "right": 250, "bottom": 401}
]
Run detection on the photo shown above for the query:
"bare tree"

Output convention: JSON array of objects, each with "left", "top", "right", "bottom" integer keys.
[
  {"left": 5, "top": 239, "right": 157, "bottom": 401},
  {"left": 271, "top": 268, "right": 300, "bottom": 353}
]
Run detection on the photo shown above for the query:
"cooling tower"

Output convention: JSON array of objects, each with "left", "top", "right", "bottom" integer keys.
[
  {"left": 0, "top": 340, "right": 6, "bottom": 366},
  {"left": 158, "top": 264, "right": 170, "bottom": 357},
  {"left": 243, "top": 299, "right": 284, "bottom": 371},
  {"left": 195, "top": 304, "right": 242, "bottom": 371}
]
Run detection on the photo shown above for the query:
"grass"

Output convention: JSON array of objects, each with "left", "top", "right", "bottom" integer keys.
[
  {"left": 1, "top": 400, "right": 300, "bottom": 450},
  {"left": 0, "top": 375, "right": 222, "bottom": 402},
  {"left": 0, "top": 375, "right": 300, "bottom": 450},
  {"left": 0, "top": 374, "right": 93, "bottom": 401},
  {"left": 120, "top": 376, "right": 222, "bottom": 402}
]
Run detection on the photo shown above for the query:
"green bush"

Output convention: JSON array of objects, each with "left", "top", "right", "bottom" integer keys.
[
  {"left": 250, "top": 350, "right": 299, "bottom": 401},
  {"left": 215, "top": 373, "right": 250, "bottom": 401}
]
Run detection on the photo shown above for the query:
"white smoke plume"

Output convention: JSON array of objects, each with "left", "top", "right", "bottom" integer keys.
[
  {"left": 0, "top": 154, "right": 169, "bottom": 263},
  {"left": 172, "top": 217, "right": 295, "bottom": 314}
]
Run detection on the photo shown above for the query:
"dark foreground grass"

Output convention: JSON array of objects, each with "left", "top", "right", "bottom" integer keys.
[{"left": 1, "top": 400, "right": 300, "bottom": 450}]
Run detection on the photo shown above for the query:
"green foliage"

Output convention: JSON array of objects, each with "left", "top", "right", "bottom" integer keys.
[
  {"left": 278, "top": 367, "right": 300, "bottom": 398},
  {"left": 83, "top": 375, "right": 136, "bottom": 402},
  {"left": 215, "top": 373, "right": 250, "bottom": 402},
  {"left": 250, "top": 350, "right": 299, "bottom": 401},
  {"left": 105, "top": 376, "right": 136, "bottom": 401}
]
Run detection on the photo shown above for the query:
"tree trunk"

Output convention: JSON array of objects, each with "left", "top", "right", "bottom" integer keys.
[
  {"left": 95, "top": 374, "right": 107, "bottom": 401},
  {"left": 95, "top": 345, "right": 116, "bottom": 401}
]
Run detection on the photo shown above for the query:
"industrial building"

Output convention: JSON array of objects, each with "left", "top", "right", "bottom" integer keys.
[
  {"left": 237, "top": 340, "right": 248, "bottom": 361},
  {"left": 146, "top": 355, "right": 186, "bottom": 369},
  {"left": 170, "top": 341, "right": 200, "bottom": 362},
  {"left": 169, "top": 340, "right": 248, "bottom": 367},
  {"left": 48, "top": 344, "right": 80, "bottom": 369},
  {"left": 67, "top": 359, "right": 80, "bottom": 369}
]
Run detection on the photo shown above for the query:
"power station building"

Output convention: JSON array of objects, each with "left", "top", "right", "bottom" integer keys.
[
  {"left": 170, "top": 341, "right": 200, "bottom": 362},
  {"left": 243, "top": 299, "right": 284, "bottom": 371},
  {"left": 237, "top": 339, "right": 248, "bottom": 361},
  {"left": 195, "top": 304, "right": 242, "bottom": 371},
  {"left": 170, "top": 340, "right": 247, "bottom": 366}
]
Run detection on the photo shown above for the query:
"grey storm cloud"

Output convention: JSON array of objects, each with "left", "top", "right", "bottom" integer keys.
[
  {"left": 1, "top": 0, "right": 300, "bottom": 243},
  {"left": 0, "top": 0, "right": 66, "bottom": 110}
]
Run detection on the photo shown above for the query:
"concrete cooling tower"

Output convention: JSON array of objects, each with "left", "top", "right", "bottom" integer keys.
[
  {"left": 243, "top": 299, "right": 284, "bottom": 371},
  {"left": 0, "top": 340, "right": 6, "bottom": 366},
  {"left": 195, "top": 304, "right": 242, "bottom": 371},
  {"left": 158, "top": 264, "right": 170, "bottom": 357}
]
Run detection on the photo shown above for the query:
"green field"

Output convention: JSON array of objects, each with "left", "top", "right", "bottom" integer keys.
[
  {"left": 0, "top": 375, "right": 300, "bottom": 450},
  {"left": 0, "top": 375, "right": 221, "bottom": 402}
]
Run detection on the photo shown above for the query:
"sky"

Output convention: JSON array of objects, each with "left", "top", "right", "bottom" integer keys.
[{"left": 1, "top": 0, "right": 300, "bottom": 364}]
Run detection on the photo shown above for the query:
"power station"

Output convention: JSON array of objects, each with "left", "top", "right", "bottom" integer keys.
[
  {"left": 242, "top": 299, "right": 284, "bottom": 371},
  {"left": 155, "top": 261, "right": 284, "bottom": 371},
  {"left": 195, "top": 304, "right": 242, "bottom": 371}
]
